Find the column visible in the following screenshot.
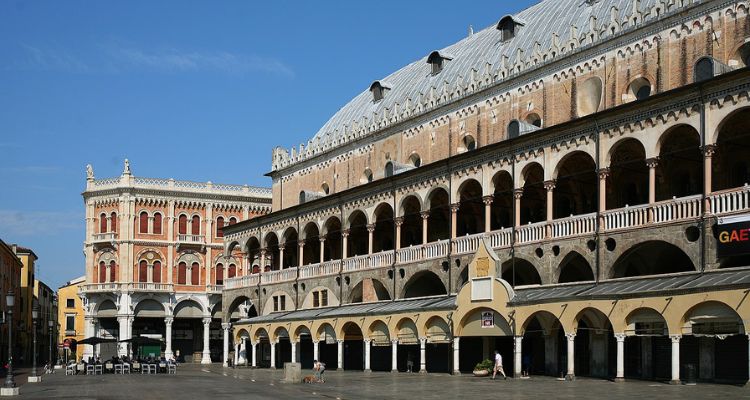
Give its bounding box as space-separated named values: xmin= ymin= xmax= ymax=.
xmin=319 ymin=237 xmax=326 ymax=264
xmin=483 ymin=196 xmax=493 ymax=233
xmin=597 ymin=168 xmax=610 ymax=226
xmin=544 ymin=180 xmax=556 ymax=223
xmin=313 ymin=341 xmax=319 ymax=363
xmin=419 ymin=337 xmax=427 ymax=374
xmin=222 ymin=323 xmax=231 ymax=367
xmin=452 ymin=337 xmax=460 ymax=375
xmin=270 ymin=341 xmax=277 ymax=369
xmin=291 ymin=340 xmax=297 ymax=363
xmin=450 ymin=204 xmax=459 ymax=239
xmin=83 ymin=316 xmax=96 ymax=361
xmin=251 ymin=341 xmax=257 ymax=367
xmin=201 ymin=317 xmax=211 ymax=364
xmin=513 ymin=189 xmax=523 ymax=228
xmin=165 ymin=317 xmax=174 ymax=360
xmin=367 ymin=224 xmax=376 ymax=254
xmin=364 ymin=339 xmax=372 ymax=372
xmin=337 ymin=339 xmax=344 ymax=370
xmin=391 ymin=339 xmax=398 ymax=372
xmin=394 ymin=217 xmax=404 ymax=250
xmin=298 ymin=241 xmax=305 ymax=267
xmin=420 ymin=211 xmax=429 ymax=245
xmin=565 ymin=333 xmax=576 ymax=380
xmin=746 ymin=333 xmax=750 ymax=385
xmin=514 ymin=336 xmax=523 ymax=378
xmin=615 ymin=333 xmax=626 ymax=382
xmin=259 ymin=250 xmax=266 ymax=272
xmin=670 ymin=334 xmax=681 ymax=385
xmin=703 ymin=145 xmax=716 ymax=212
xmin=117 ymin=315 xmax=130 ymax=357
xmin=234 ymin=343 xmax=239 ymax=366
xmin=646 ymin=158 xmax=658 ymax=205
xmin=278 ymin=246 xmax=285 ymax=269
xmin=342 ymin=230 xmax=350 ymax=258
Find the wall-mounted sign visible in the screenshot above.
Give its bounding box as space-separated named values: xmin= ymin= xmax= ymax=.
xmin=716 ymin=214 xmax=750 ymax=257
xmin=481 ymin=311 xmax=494 ymax=328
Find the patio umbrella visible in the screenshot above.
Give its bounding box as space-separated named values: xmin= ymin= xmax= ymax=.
xmin=77 ymin=337 xmax=117 ymax=345
xmin=118 ymin=337 xmax=162 ymax=346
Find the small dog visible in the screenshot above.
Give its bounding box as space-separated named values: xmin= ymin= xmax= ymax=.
xmin=302 ymin=375 xmax=317 ymax=383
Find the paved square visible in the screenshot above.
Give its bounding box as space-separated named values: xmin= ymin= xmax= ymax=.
xmin=12 ymin=365 xmax=750 ymax=399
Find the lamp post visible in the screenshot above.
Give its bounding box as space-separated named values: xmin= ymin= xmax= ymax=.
xmin=1 ymin=289 xmax=18 ymax=396
xmin=48 ymin=320 xmax=53 ymax=369
xmin=28 ymin=303 xmax=40 ymax=383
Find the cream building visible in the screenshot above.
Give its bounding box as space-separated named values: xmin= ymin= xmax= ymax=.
xmin=79 ymin=161 xmax=271 ymax=363
xmin=220 ymin=0 xmax=750 ymax=385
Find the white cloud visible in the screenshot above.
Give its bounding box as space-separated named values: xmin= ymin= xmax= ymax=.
xmin=0 ymin=210 xmax=82 ymax=237
xmin=14 ymin=44 xmax=91 ymax=73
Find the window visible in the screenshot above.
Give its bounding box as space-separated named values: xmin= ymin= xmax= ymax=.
xmin=98 ymin=261 xmax=106 ymax=283
xmin=110 ymin=212 xmax=117 ymax=232
xmin=273 ymin=295 xmax=286 ymax=312
xmin=65 ymin=315 xmax=75 ymax=332
xmin=109 ymin=260 xmax=116 ymax=282
xmin=139 ymin=211 xmax=149 ymax=233
xmin=138 ymin=260 xmax=148 ymax=283
xmin=273 ymin=296 xmax=279 ymax=312
xmin=426 ymin=51 xmax=452 ymax=75
xmin=153 ymin=213 xmax=162 ymax=234
xmin=369 ymin=81 xmax=391 ymax=102
xmin=153 ymin=261 xmax=161 ymax=283
xmin=228 ymin=264 xmax=236 ymax=279
xmin=216 ymin=217 xmax=225 ymax=238
xmin=280 ymin=295 xmax=286 ymax=310
xmin=66 ymin=299 xmax=75 ymax=308
xmin=576 ymin=76 xmax=603 ymax=117
xmin=191 ymin=215 xmax=200 ymax=235
xmin=178 ymin=262 xmax=187 ymax=285
xmin=313 ymin=290 xmax=329 ymax=308
xmin=361 ymin=169 xmax=373 ymax=184
xmin=313 ymin=292 xmax=319 ymax=308
xmin=216 ymin=263 xmax=224 ymax=285
xmin=497 ymin=16 xmax=522 ymax=42
xmin=229 ymin=217 xmax=237 ymax=225
xmin=99 ymin=213 xmax=107 ymax=233
xmin=321 ymin=183 xmax=330 ymax=195
xmin=191 ymin=262 xmax=199 ymax=285
xmin=178 ymin=215 xmax=187 ymax=235
xmin=408 ymin=153 xmax=421 ymax=168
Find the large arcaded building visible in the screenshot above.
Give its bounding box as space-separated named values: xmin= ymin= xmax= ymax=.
xmin=79 ymin=162 xmax=271 ymax=363
xmin=215 ymin=0 xmax=750 ymax=384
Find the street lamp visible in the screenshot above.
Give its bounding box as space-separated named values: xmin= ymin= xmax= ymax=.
xmin=3 ymin=290 xmax=16 ymax=392
xmin=28 ymin=303 xmax=40 ymax=383
xmin=48 ymin=320 xmax=53 ymax=370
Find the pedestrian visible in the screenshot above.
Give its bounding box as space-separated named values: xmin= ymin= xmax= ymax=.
xmin=522 ymin=353 xmax=532 ymax=377
xmin=492 ymin=350 xmax=506 ymax=380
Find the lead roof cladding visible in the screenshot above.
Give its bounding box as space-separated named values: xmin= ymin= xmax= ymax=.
xmin=308 ymin=0 xmax=666 ymax=147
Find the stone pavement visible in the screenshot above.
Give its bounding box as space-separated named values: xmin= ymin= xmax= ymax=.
xmin=11 ymin=365 xmax=750 ymax=399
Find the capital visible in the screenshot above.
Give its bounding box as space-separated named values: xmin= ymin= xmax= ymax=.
xmin=298 ymin=240 xmax=306 ymax=247
xmin=391 ymin=339 xmax=399 ymax=345
xmin=645 ymin=157 xmax=659 ymax=169
xmin=319 ymin=236 xmax=327 ymax=243
xmin=597 ymin=168 xmax=610 ymax=179
xmin=565 ymin=332 xmax=576 ymax=340
xmin=164 ymin=317 xmax=174 ymax=325
xmin=221 ymin=323 xmax=232 ymax=330
xmin=420 ymin=211 xmax=430 ymax=220
xmin=366 ymin=224 xmax=376 ymax=233
xmin=614 ymin=333 xmax=627 ymax=341
xmin=450 ymin=203 xmax=460 ymax=213
xmin=513 ymin=188 xmax=524 ymax=199
xmin=543 ymin=180 xmax=556 ymax=191
xmin=202 ymin=317 xmax=212 ymax=325
xmin=341 ymin=229 xmax=350 ymax=238
xmin=669 ymin=334 xmax=681 ymax=343
xmin=702 ymin=144 xmax=717 ymax=157
xmin=482 ymin=195 xmax=494 ymax=206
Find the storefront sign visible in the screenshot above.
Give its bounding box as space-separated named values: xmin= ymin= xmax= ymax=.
xmin=716 ymin=215 xmax=750 ymax=257
xmin=481 ymin=311 xmax=494 ymax=328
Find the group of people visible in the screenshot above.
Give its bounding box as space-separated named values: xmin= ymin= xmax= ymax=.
xmin=492 ymin=349 xmax=533 ymax=380
xmin=65 ymin=354 xmax=177 ymax=374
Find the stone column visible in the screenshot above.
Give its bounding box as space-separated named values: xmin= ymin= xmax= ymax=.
xmin=483 ymin=196 xmax=494 ymax=233
xmin=342 ymin=230 xmax=350 ymax=259
xmin=251 ymin=341 xmax=257 ymax=367
xmin=83 ymin=316 xmax=96 ymax=361
xmin=565 ymin=333 xmax=576 ymax=380
xmin=394 ymin=217 xmax=404 ymax=250
xmin=367 ymin=224 xmax=376 ymax=254
xmin=391 ymin=339 xmax=398 ymax=372
xmin=278 ymin=246 xmax=285 ymax=270
xmin=419 ymin=337 xmax=427 ymax=374
xmin=319 ymin=237 xmax=326 ymax=264
xmin=615 ymin=333 xmax=626 ymax=382
xmin=164 ymin=317 xmax=174 ymax=360
xmin=222 ymin=323 xmax=231 ymax=367
xmin=703 ymin=145 xmax=716 ymax=212
xmin=420 ymin=211 xmax=429 ymax=245
xmin=452 ymin=337 xmax=460 ymax=375
xmin=598 ymin=168 xmax=610 ymax=215
xmin=291 ymin=340 xmax=297 ymax=363
xmin=117 ymin=315 xmax=130 ymax=357
xmin=201 ymin=318 xmax=211 ymax=364
xmin=259 ymin=250 xmax=266 ymax=272
xmin=234 ymin=343 xmax=239 ymax=366
xmin=450 ymin=204 xmax=460 ymax=239
xmin=337 ymin=339 xmax=344 ymax=370
xmin=313 ymin=341 xmax=319 ymax=363
xmin=514 ymin=336 xmax=523 ymax=378
xmin=513 ymin=189 xmax=524 ymax=228
xmin=270 ymin=341 xmax=277 ymax=369
xmin=298 ymin=241 xmax=305 ymax=267
xmin=364 ymin=339 xmax=372 ymax=372
xmin=670 ymin=335 xmax=681 ymax=385
xmin=544 ymin=180 xmax=556 ymax=223
xmin=646 ymin=158 xmax=659 ymax=205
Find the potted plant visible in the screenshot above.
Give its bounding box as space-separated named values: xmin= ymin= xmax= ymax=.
xmin=473 ymin=359 xmax=493 ymax=377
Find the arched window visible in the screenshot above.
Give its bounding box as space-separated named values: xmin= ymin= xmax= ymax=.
xmin=228 ymin=264 xmax=237 ymax=279
xmin=191 ymin=262 xmax=200 ymax=285
xmin=139 ymin=211 xmax=149 ymax=234
xmin=321 ymin=183 xmax=330 ymax=195
xmin=409 ymin=153 xmax=421 ymax=168
xmin=361 ymin=169 xmax=373 ymax=184
xmin=153 ymin=213 xmax=162 ymax=235
xmin=98 ymin=261 xmax=106 ymax=283
xmin=110 ymin=212 xmax=117 ymax=232
xmin=139 ymin=260 xmax=148 ymax=283
xmin=216 ymin=263 xmax=224 ymax=285
xmin=177 ymin=262 xmax=187 ymax=284
xmin=99 ymin=213 xmax=107 ymax=233
xmin=178 ymin=215 xmax=187 ymax=235
xmin=191 ymin=216 xmax=200 ymax=235
xmin=153 ymin=261 xmax=161 ymax=283
xmin=229 ymin=217 xmax=237 ymax=225
xmin=216 ymin=217 xmax=225 ymax=238
xmin=109 ymin=261 xmax=116 ymax=283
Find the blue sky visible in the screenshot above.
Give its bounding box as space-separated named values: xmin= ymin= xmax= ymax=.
xmin=0 ymin=0 xmax=536 ymax=290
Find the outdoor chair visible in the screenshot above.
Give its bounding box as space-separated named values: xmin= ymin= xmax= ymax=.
xmin=167 ymin=364 xmax=176 ymax=374
xmin=132 ymin=362 xmax=141 ymax=373
xmin=148 ymin=364 xmax=157 ymax=374
xmin=140 ymin=363 xmax=149 ymax=374
xmin=76 ymin=364 xmax=85 ymax=375
xmin=123 ymin=364 xmax=131 ymax=374
xmin=114 ymin=364 xmax=123 ymax=374
xmin=94 ymin=365 xmax=103 ymax=375
xmin=86 ymin=365 xmax=94 ymax=375
xmin=65 ymin=364 xmax=75 ymax=376
xmin=105 ymin=362 xmax=113 ymax=373
xmin=159 ymin=362 xmax=166 ymax=373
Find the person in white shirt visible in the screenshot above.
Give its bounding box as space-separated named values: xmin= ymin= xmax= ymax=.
xmin=492 ymin=350 xmax=507 ymax=380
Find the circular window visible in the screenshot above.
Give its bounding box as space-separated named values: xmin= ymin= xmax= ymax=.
xmin=685 ymin=226 xmax=700 ymax=242
xmin=605 ymin=238 xmax=616 ymax=252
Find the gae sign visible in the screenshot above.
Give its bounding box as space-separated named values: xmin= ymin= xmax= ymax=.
xmin=716 ymin=215 xmax=750 ymax=257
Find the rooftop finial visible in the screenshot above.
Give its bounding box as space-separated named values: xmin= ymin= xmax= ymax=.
xmin=123 ymin=159 xmax=131 ymax=176
xmin=86 ymin=164 xmax=94 ymax=180
xmin=468 ymin=25 xmax=474 ymax=37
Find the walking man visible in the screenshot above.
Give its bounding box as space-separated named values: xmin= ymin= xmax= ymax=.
xmin=492 ymin=350 xmax=507 ymax=380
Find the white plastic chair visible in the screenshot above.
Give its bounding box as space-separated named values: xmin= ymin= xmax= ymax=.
xmin=168 ymin=364 xmax=177 ymax=374
xmin=65 ymin=364 xmax=75 ymax=376
xmin=86 ymin=365 xmax=94 ymax=375
xmin=123 ymin=364 xmax=131 ymax=374
xmin=114 ymin=364 xmax=123 ymax=374
xmin=94 ymin=365 xmax=103 ymax=375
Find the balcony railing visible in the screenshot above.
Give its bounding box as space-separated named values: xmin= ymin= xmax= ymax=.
xmin=79 ymin=283 xmax=123 ymax=293
xmin=130 ymin=282 xmax=174 ymax=292
xmin=206 ymin=284 xmax=223 ymax=293
xmin=260 ymin=267 xmax=297 ymax=284
xmin=177 ymin=234 xmax=205 ymax=244
xmin=223 ymin=188 xmax=750 ymax=290
xmin=92 ymin=232 xmax=117 ymax=242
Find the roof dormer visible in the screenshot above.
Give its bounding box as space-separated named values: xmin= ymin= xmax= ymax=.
xmin=369 ymin=80 xmax=392 ymax=102
xmin=497 ymin=15 xmax=525 ymax=42
xmin=426 ymin=51 xmax=454 ymax=75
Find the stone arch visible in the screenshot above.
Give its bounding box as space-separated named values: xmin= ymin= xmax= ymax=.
xmin=173 ymin=298 xmax=205 ymax=318
xmin=316 ymin=323 xmax=337 ymax=342
xmin=402 ymin=270 xmax=447 ymax=298
xmin=712 ymin=107 xmax=750 ymax=191
xmin=456 ymin=178 xmax=484 ymax=236
xmin=301 ymin=285 xmax=339 ymax=308
xmin=347 ymin=209 xmax=368 ymax=257
xmin=293 ymin=324 xmax=312 ymax=342
xmin=655 ymin=124 xmax=702 ymax=201
xmin=519 ymin=162 xmax=546 ymax=224
xmin=424 ymin=316 xmax=451 ymax=343
xmin=96 ymin=299 xmax=118 ymax=318
xmin=680 ymin=300 xmax=745 ymax=335
xmin=398 ymin=193 xmax=424 ymax=216
xmin=339 ymin=321 xmax=364 ymax=341
xmin=622 ymin=307 xmax=669 ymax=336
xmin=368 ymin=319 xmax=391 ymax=346
xmin=424 ymin=186 xmax=450 ymax=210
xmin=322 ymin=216 xmax=342 ymax=261
xmin=577 ymin=76 xmax=603 ymax=117
xmin=372 ymin=202 xmax=395 ymax=253
xmin=400 ymin=194 xmax=423 ymax=248
xmin=281 ymin=226 xmax=299 ymax=268
xmin=426 ymin=187 xmax=450 ymax=242
xmin=263 ymin=290 xmax=294 ymax=315
xmin=501 ymin=258 xmax=542 ymax=286
xmin=611 ymin=240 xmax=695 ymax=278
xmin=225 ymin=295 xmax=256 ymax=321
xmin=557 ymin=251 xmax=594 ymax=283
xmin=490 ymin=170 xmax=514 ymax=230
xmin=573 ymin=307 xmax=613 ymax=332
xmin=520 ymin=310 xmax=564 ymax=335
xmin=264 ymin=232 xmax=280 ymax=270
xmin=349 ymin=278 xmax=391 ymax=303
xmin=457 ymin=307 xmax=513 ymax=336
xmin=552 ymin=151 xmax=597 ymax=218
xmin=254 ymin=327 xmax=270 ymax=342
xmin=133 ymin=299 xmax=166 ymax=318
xmin=235 ymin=328 xmax=250 ymax=343
xmin=606 ymin=137 xmax=648 ymax=209
xmin=395 ymin=317 xmax=421 ymax=344
xmin=273 ymin=326 xmax=290 ymax=342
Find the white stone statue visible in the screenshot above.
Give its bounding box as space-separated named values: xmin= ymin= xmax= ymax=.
xmin=86 ymin=164 xmax=94 ymax=179
xmin=123 ymin=158 xmax=131 ymax=175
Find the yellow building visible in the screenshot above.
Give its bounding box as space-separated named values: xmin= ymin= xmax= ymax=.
xmin=57 ymin=276 xmax=85 ymax=362
xmin=12 ymin=245 xmax=37 ymax=365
